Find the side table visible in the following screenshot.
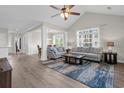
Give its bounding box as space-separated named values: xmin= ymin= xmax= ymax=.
xmin=103 ymin=52 xmax=117 ymax=64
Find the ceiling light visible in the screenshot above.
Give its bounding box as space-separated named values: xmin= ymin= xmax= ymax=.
xmin=60 ymin=12 xmax=69 ymax=18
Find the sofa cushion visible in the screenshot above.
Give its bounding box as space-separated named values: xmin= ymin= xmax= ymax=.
xmin=75 ymin=52 xmax=98 ymax=57
xmin=48 ymin=47 xmax=53 ymax=51
xmin=89 ymin=48 xmax=102 ymax=54
xmin=71 ymin=47 xmax=78 ymax=52
xmin=57 ymin=47 xmax=64 ymax=52
xmin=76 ymin=47 xmax=81 ymax=52
xmin=70 ymin=47 xmax=102 ymax=62
xmin=81 ymin=47 xmax=90 ymax=53
xmin=84 ymin=53 xmax=98 ymax=58
xmin=73 ymin=47 xmax=90 ymax=53
xmin=47 ymin=47 xmax=62 ymax=59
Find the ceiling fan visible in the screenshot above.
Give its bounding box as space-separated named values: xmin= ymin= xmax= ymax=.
xmin=50 ymin=5 xmax=80 ymax=21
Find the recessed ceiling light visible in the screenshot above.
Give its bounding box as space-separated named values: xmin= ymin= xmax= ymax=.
xmin=107 ymin=7 xmax=111 ymax=10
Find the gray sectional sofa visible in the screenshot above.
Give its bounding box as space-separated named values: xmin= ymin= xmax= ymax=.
xmin=47 ymin=46 xmax=103 ymax=62
xmin=47 ymin=46 xmax=66 ymax=59
xmin=70 ymin=47 xmax=103 ymax=62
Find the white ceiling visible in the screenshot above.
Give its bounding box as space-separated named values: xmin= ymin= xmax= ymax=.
xmin=0 ymin=5 xmax=124 ymax=32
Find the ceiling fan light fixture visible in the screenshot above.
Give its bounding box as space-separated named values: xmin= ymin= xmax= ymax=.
xmin=60 ymin=12 xmax=69 ymax=18
xmin=50 ymin=5 xmax=80 ymax=21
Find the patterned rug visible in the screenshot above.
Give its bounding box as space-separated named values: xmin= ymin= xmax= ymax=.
xmin=42 ymin=58 xmax=114 ymax=88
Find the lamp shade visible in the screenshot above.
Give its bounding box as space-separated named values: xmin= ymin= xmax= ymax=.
xmin=107 ymin=42 xmax=114 ymax=46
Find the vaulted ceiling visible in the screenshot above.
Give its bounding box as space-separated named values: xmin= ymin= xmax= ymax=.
xmin=0 ymin=5 xmax=124 ymax=32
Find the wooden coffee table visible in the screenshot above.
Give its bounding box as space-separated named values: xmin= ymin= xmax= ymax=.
xmin=64 ymin=54 xmax=85 ymax=65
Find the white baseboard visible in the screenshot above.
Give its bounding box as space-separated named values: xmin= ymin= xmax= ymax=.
xmin=118 ymin=60 xmax=124 ymax=63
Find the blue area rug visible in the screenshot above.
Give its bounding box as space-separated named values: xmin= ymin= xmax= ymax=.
xmin=43 ymin=59 xmax=114 ymax=88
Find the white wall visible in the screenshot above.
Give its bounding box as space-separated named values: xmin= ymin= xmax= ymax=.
xmin=68 ymin=12 xmax=124 ymax=63
xmin=0 ymin=28 xmax=8 ymax=47
xmin=0 ymin=28 xmax=9 ymax=58
xmin=0 ymin=47 xmax=8 ymax=58
xmin=22 ymin=26 xmax=41 ymax=55
xmin=0 ymin=29 xmax=20 ymax=54
xmin=22 ymin=32 xmax=29 ymax=54
xmin=30 ymin=31 xmax=41 ymax=54
xmin=8 ymin=33 xmax=14 ymax=54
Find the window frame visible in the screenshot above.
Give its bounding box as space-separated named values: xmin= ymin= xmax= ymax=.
xmin=77 ymin=27 xmax=100 ymax=48
xmin=53 ymin=33 xmax=65 ymax=47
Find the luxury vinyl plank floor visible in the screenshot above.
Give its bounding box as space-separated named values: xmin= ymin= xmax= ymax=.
xmin=8 ymin=54 xmax=88 ymax=88
xmin=8 ymin=54 xmax=124 ymax=88
xmin=114 ymin=63 xmax=124 ymax=88
xmin=32 ymin=54 xmax=124 ymax=88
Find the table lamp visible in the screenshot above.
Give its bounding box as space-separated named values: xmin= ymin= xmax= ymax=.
xmin=107 ymin=42 xmax=114 ymax=52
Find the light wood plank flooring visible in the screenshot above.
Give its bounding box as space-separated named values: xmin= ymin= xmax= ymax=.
xmin=8 ymin=54 xmax=124 ymax=88
xmin=8 ymin=54 xmax=88 ymax=88
xmin=114 ymin=63 xmax=124 ymax=87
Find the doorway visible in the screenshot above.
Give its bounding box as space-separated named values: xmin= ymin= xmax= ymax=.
xmin=15 ymin=37 xmax=21 ymax=53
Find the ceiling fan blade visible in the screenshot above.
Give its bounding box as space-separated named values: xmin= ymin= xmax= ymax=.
xmin=68 ymin=5 xmax=75 ymax=9
xmin=50 ymin=5 xmax=61 ymax=10
xmin=69 ymin=12 xmax=80 ymax=15
xmin=51 ymin=13 xmax=61 ymax=18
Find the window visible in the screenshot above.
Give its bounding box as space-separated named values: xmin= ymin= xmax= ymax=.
xmin=77 ymin=27 xmax=100 ymax=48
xmin=53 ymin=33 xmax=64 ymax=47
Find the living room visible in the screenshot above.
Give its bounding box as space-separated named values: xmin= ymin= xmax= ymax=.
xmin=0 ymin=2 xmax=124 ymax=92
